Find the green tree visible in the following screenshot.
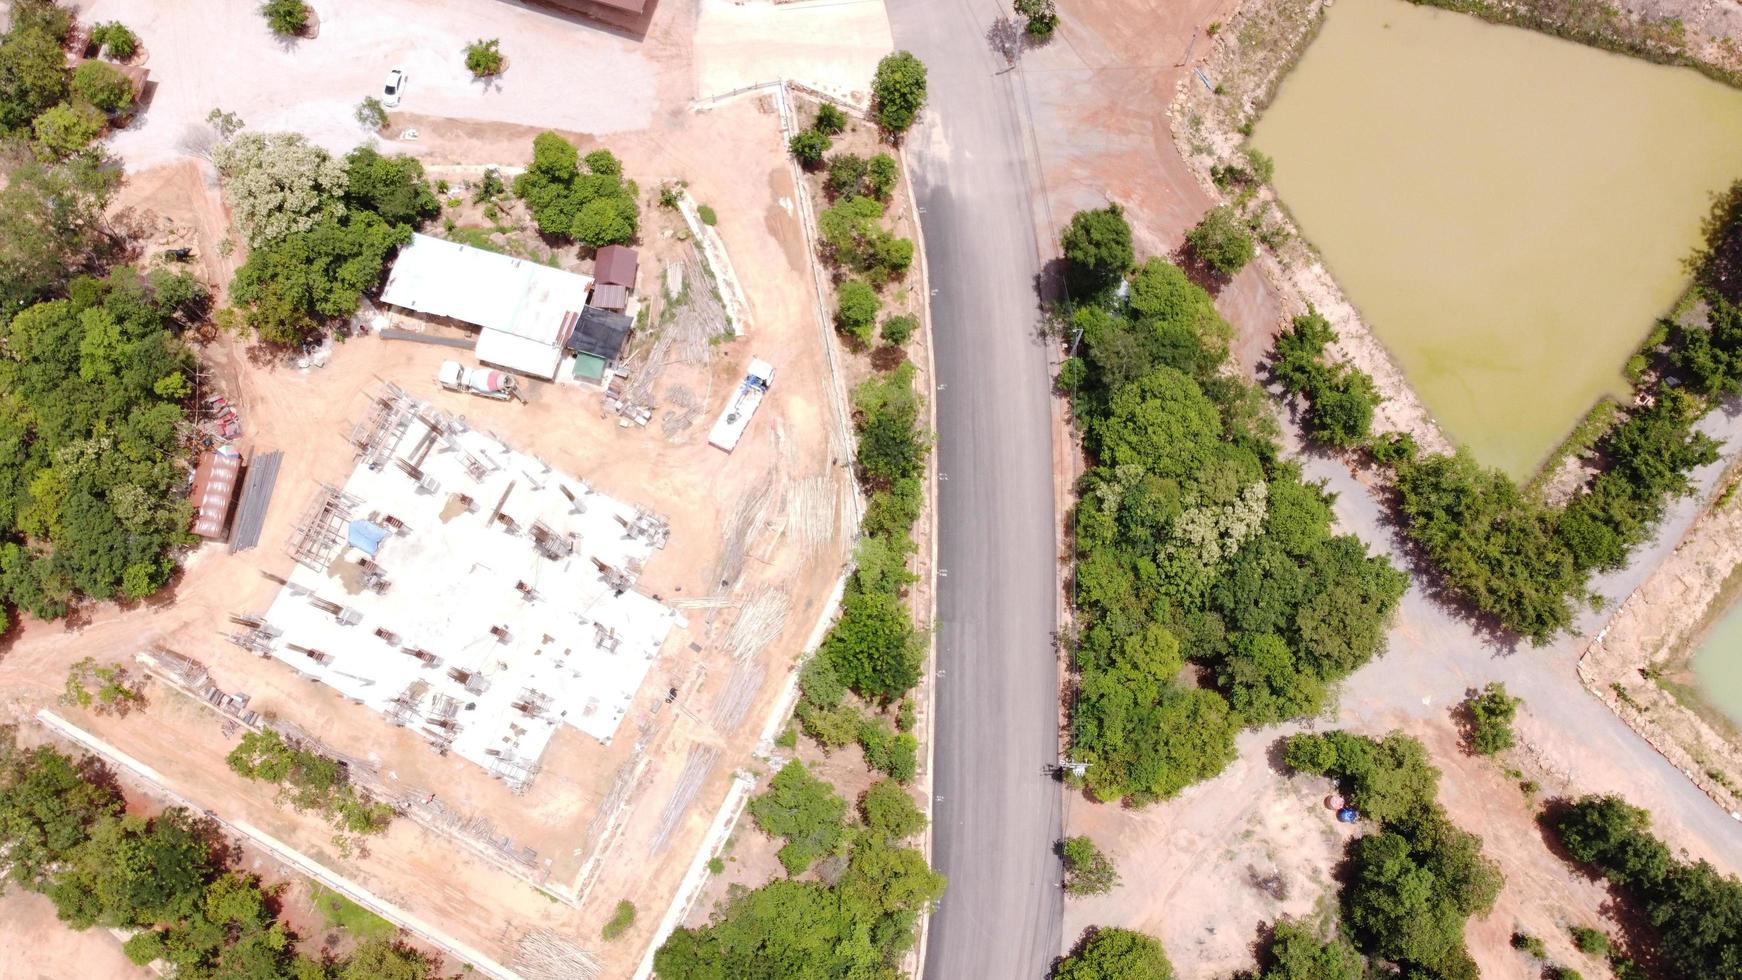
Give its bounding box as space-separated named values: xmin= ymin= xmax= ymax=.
xmin=859 ymin=779 xmax=926 ymax=841
xmin=881 ymin=313 xmax=918 ymax=346
xmin=0 ymin=146 xmax=116 ymax=309
xmin=88 ymin=21 xmax=139 ymax=60
xmin=31 ymin=102 xmax=106 ymax=157
xmin=71 ymin=61 xmax=133 ymax=113
xmin=866 ymin=153 xmax=899 ymax=200
xmin=826 ymin=153 xmax=869 ymax=197
xmin=1257 ymin=919 xmax=1365 ymax=980
xmin=813 ymin=102 xmax=847 ymax=135
xmin=1061 ymin=205 xmax=1133 ymax=296
xmin=464 ymin=38 xmax=504 ymax=78
xmin=821 ymin=589 xmax=923 ymax=704
xmin=1463 ymin=682 xmax=1521 ymax=755
xmin=0 ymin=23 xmax=69 ymax=133
xmin=1185 ymin=205 xmax=1255 ymax=278
xmin=354 ymin=96 xmax=388 ymax=131
xmin=748 ymin=761 xmax=847 ymax=875
xmin=212 ymin=131 xmax=348 ymax=246
xmin=260 ymin=0 xmax=309 ymax=37
xmin=871 ymin=51 xmax=927 ymax=133
xmin=1015 ymin=0 xmax=1060 ymax=37
xmin=788 ymin=128 xmax=830 ymax=167
xmin=835 ymin=279 xmax=880 ymax=343
xmin=1055 ymin=927 xmax=1174 ymax=980
xmin=1061 ymin=836 xmax=1119 ymax=896
xmin=511 ymin=132 xmax=639 ymax=244
xmin=0 ymin=728 xmax=122 ymax=890
xmin=231 ymin=211 xmax=408 ymax=344
xmin=342 ymin=146 xmax=438 ymax=227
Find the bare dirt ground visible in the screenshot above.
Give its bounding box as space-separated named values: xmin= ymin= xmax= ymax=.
xmin=1581 ymin=467 xmax=1742 ymax=817
xmin=1024 ymin=0 xmax=1742 ymax=974
xmin=0 ymin=891 xmax=153 ymax=980
xmin=74 ymin=0 xmax=674 ymax=170
xmin=694 ymin=0 xmax=892 ymax=101
xmin=0 ymin=0 xmax=916 ymax=973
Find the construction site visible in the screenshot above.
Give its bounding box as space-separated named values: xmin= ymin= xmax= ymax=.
xmin=0 ymin=39 xmax=880 ymax=980
xmin=245 ymin=385 xmax=683 ymax=786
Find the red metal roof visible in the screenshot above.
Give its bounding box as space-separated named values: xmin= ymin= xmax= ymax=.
xmin=189 ymin=450 xmax=241 ymax=539
xmin=593 ymin=245 xmax=639 ymax=288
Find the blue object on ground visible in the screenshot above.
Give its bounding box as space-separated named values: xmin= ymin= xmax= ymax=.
xmin=347 ymin=519 xmax=391 ymax=556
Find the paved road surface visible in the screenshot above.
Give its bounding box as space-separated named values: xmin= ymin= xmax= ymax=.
xmin=886 ymin=1 xmax=1065 ymax=977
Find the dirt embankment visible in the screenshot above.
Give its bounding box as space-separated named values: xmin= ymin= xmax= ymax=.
xmin=1169 ymin=0 xmax=1454 ymax=461
xmin=1581 ymin=472 xmax=1742 ymax=818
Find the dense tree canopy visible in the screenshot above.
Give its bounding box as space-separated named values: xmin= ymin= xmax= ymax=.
xmin=1064 ymin=228 xmax=1405 ymax=804
xmin=0 ymin=729 xmax=429 ymax=979
xmin=231 ymin=210 xmax=409 ymax=345
xmin=212 ymin=132 xmax=348 ymax=247
xmin=1551 ymin=794 xmax=1742 ymax=979
xmin=512 ymin=132 xmax=640 ymax=246
xmin=1053 ymin=927 xmax=1175 ymax=980
xmin=0 ymin=269 xmax=205 ymax=620
xmin=342 ymin=146 xmax=439 ymax=228
xmin=0 ymin=146 xmax=121 ymax=311
xmin=1285 ymin=730 xmax=1502 ymax=978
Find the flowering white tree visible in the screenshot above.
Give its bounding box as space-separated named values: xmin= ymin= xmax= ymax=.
xmin=212 ymin=131 xmax=346 ymax=246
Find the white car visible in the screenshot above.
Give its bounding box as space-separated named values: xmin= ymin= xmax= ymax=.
xmin=382 ymin=68 xmax=406 ymax=107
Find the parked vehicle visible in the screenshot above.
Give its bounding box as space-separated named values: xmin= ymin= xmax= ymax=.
xmin=438 ymin=360 xmax=517 ymax=400
xmin=383 ymin=68 xmax=407 ymax=107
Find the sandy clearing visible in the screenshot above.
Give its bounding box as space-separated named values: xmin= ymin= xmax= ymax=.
xmin=693 ymin=0 xmax=892 ymax=102
xmin=0 ymin=891 xmax=153 ymax=980
xmin=77 ymin=0 xmax=665 ymax=171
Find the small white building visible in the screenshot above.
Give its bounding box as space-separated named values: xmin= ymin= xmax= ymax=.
xmin=379 ymin=233 xmax=595 ymax=380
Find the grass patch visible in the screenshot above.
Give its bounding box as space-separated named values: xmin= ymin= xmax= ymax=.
xmin=601 ymin=899 xmax=637 ymax=941
xmin=311 ymin=885 xmax=395 ymax=941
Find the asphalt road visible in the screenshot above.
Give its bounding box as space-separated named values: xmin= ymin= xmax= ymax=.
xmin=885 ymin=1 xmax=1065 ymax=976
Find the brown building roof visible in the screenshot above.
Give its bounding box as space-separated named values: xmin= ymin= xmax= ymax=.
xmin=189 ymin=450 xmax=242 ymax=539
xmin=594 ymin=245 xmax=639 ymax=288
xmin=590 ymin=283 xmax=629 ymax=311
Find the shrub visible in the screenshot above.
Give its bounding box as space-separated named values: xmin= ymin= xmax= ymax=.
xmin=788 ymin=128 xmax=831 ymax=167
xmin=835 ymin=279 xmax=880 ymax=343
xmin=697 ymin=204 xmax=717 ymax=226
xmin=813 ymin=102 xmax=847 ymax=135
xmin=871 ymin=51 xmax=927 ymax=133
xmin=71 ymin=61 xmax=133 ymax=113
xmin=260 ymin=0 xmax=309 ymax=36
xmin=88 ymin=21 xmax=139 ymax=61
xmin=1463 ymin=681 xmax=1521 ymax=755
xmin=1569 ymin=925 xmax=1609 ymax=956
xmin=1185 ymin=205 xmax=1256 ymax=277
xmin=600 ymin=900 xmax=636 ymax=941
xmin=1060 ymin=836 xmax=1118 ymax=895
xmin=881 ymin=313 xmax=918 ymax=346
xmin=354 ymin=96 xmax=388 ymax=131
xmin=827 ymin=153 xmax=869 ymax=197
xmin=1512 ymin=932 xmax=1547 ymax=958
xmin=1015 ymin=0 xmax=1059 ymax=37
xmin=464 ymin=38 xmax=504 ymax=78
xmin=867 ymin=153 xmax=900 ymax=200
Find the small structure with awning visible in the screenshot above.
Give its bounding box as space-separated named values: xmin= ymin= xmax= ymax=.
xmin=565 ymin=306 xmax=634 ymax=383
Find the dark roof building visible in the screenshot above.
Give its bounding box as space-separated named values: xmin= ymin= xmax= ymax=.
xmin=565 ymin=307 xmax=634 ymax=360
xmin=594 ymin=245 xmax=639 ymax=288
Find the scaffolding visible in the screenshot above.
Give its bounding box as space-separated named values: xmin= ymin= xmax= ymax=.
xmin=485 ymin=748 xmax=543 ymax=795
xmin=346 ymin=383 xmax=418 ymax=471
xmin=286 ymin=484 xmax=361 ymax=571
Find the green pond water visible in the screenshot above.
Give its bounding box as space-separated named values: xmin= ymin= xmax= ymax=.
xmin=1252 ymin=0 xmax=1742 ymax=478
xmin=1692 ymin=597 xmax=1742 ymax=730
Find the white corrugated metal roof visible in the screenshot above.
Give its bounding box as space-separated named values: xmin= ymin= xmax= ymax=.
xmin=476 ymin=327 xmax=565 ymax=380
xmin=379 ymin=234 xmax=594 ymax=349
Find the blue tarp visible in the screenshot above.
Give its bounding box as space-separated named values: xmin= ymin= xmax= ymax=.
xmin=348 ymin=520 xmax=391 ymax=556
